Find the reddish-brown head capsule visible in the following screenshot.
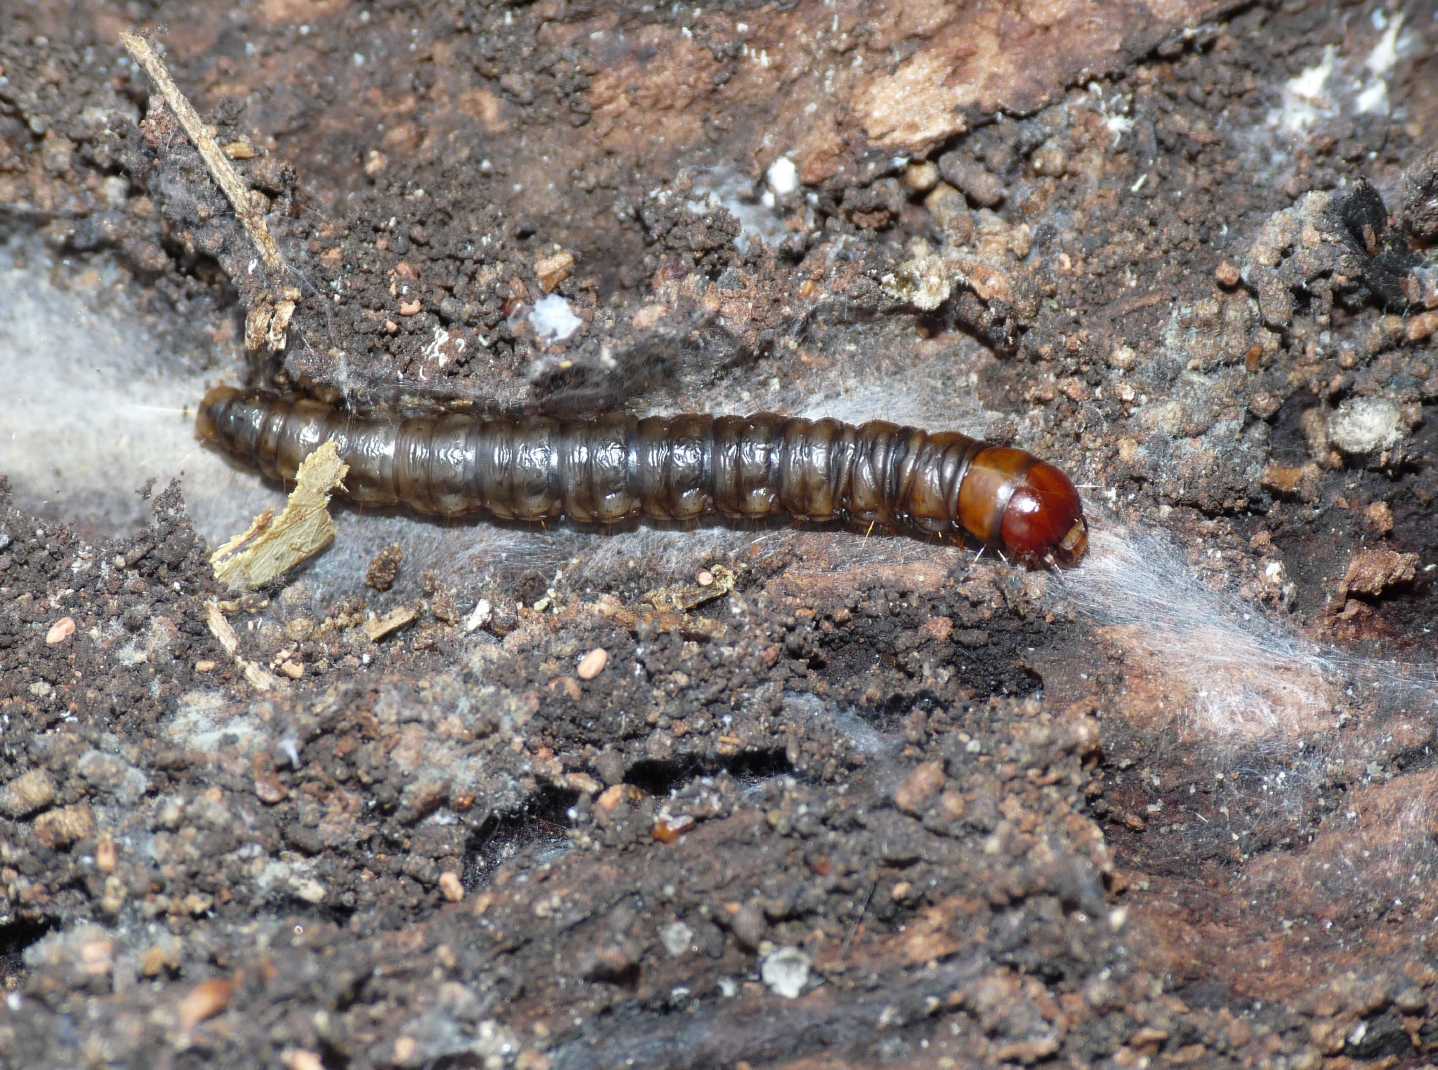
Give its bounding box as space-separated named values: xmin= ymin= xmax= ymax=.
xmin=999 ymin=460 xmax=1088 ymax=567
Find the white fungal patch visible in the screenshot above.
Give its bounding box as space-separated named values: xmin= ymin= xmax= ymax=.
xmin=166 ymin=689 xmax=267 ymax=752
xmin=528 ymin=294 xmax=582 ymax=342
xmin=1086 ymin=82 xmax=1134 ymax=147
xmin=1270 ymin=12 xmax=1412 ymax=137
xmin=1276 ymin=46 xmax=1338 ymax=135
xmin=1059 ymin=525 xmax=1343 ymax=744
xmin=420 ymin=325 xmax=466 ymax=371
xmin=1327 ymin=396 xmax=1403 ymax=455
xmin=686 ymin=166 xmax=793 ymax=253
xmin=1357 ymin=11 xmax=1405 ymax=115
xmin=1054 ymin=518 xmax=1438 ymax=882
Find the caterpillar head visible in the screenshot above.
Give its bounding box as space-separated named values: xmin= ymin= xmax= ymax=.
xmin=954 ymin=446 xmax=1089 ymax=568
xmin=999 ymin=459 xmax=1088 ymax=568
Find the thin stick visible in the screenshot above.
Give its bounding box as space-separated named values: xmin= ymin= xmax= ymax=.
xmin=119 ymin=31 xmax=283 ymax=274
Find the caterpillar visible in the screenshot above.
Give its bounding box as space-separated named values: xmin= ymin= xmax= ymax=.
xmin=197 ymin=387 xmax=1089 ymax=567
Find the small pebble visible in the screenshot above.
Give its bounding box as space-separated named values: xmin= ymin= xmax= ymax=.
xmin=895 ymin=761 xmax=946 ymax=814
xmin=1408 ymin=311 xmax=1438 ymax=342
xmin=535 ymin=250 xmax=576 ymax=293
xmin=1363 ymin=500 xmax=1394 ymax=535
xmin=652 ymin=814 xmax=695 ymax=844
xmin=293 ymin=878 xmax=327 ymax=904
xmin=577 ymin=647 xmax=608 ymax=680
xmin=365 ymin=545 xmax=403 ymax=592
xmin=760 ymin=946 xmax=811 ymax=999
xmin=936 ymin=152 xmax=1004 ymax=207
xmin=79 ymin=937 xmax=115 ymax=978
xmin=566 ymin=771 xmax=601 ymax=795
xmin=727 ymin=902 xmax=765 ymax=949
xmin=463 ymin=599 xmax=493 ymax=633
xmin=34 ymin=802 xmax=92 ymax=848
xmin=902 ymin=160 xmax=940 ymax=192
xmin=661 ymin=921 xmax=694 ymax=957
xmin=1 ymin=769 xmax=57 ymax=818
xmin=178 ymin=977 xmax=233 ymax=1030
xmin=439 ymin=871 xmax=465 ymax=902
xmin=254 ymin=774 xmax=288 ymax=805
xmin=1030 ymin=142 xmax=1068 ymax=177
xmin=596 ymin=784 xmax=643 ymax=814
xmin=141 ymin=943 xmax=180 ymax=977
xmin=45 ymin=616 xmax=75 ymax=645
xmin=924 ymin=183 xmax=972 ymax=239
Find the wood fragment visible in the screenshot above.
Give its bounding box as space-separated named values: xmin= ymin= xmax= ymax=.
xmin=119 ymin=32 xmax=283 ymax=275
xmin=205 ymin=602 xmax=282 ymax=692
xmin=210 ymin=440 xmax=348 ymax=591
xmin=364 ymin=606 xmax=417 ymax=642
xmin=242 ymin=662 xmax=282 ymax=691
xmin=535 ymin=250 xmax=575 ymax=292
xmin=244 ymin=304 xmax=274 ymax=350
xmin=593 ymin=595 xmax=728 ymax=641
xmin=646 ymin=564 xmax=736 ymax=613
xmin=205 ymin=602 xmax=240 ymax=657
xmin=266 ymin=298 xmax=297 ymax=351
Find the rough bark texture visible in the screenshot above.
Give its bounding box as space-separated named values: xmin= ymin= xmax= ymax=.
xmin=3 ymin=1 xmax=1438 ymax=1068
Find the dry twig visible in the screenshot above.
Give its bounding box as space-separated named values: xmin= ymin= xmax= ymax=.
xmin=119 ymin=30 xmax=284 ymax=274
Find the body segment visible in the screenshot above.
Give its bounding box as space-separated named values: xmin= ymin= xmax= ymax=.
xmin=197 ymin=387 xmax=1088 ymax=566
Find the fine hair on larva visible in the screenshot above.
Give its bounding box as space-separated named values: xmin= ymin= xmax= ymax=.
xmin=196 ymin=386 xmax=1091 ymax=568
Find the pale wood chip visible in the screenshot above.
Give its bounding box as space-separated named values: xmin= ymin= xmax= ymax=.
xmin=211 ymin=441 xmax=348 ymax=591
xmin=363 ymin=606 xmax=417 ymax=642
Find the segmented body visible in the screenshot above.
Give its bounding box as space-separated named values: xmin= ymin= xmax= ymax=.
xmin=197 ymin=387 xmax=1088 ymax=566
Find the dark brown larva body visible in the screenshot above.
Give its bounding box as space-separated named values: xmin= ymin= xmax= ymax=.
xmin=197 ymin=387 xmax=1088 ymax=566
